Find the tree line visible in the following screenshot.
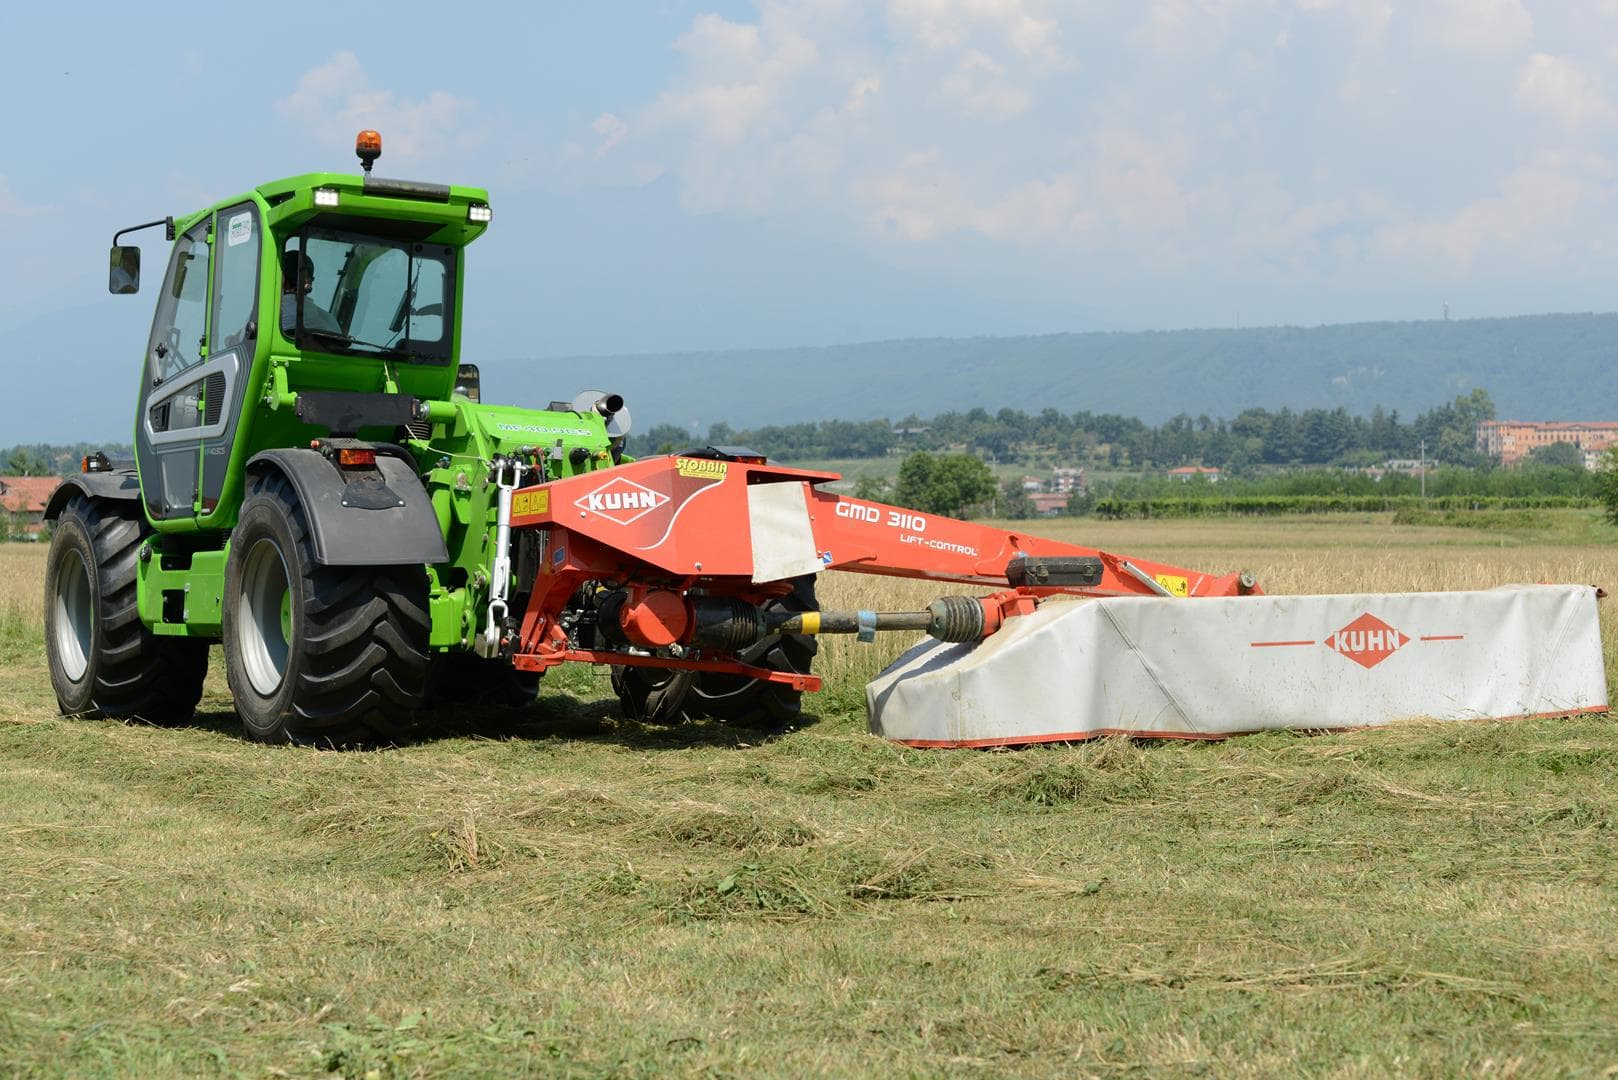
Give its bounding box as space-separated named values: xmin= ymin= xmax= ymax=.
xmin=3 ymin=389 xmax=1506 ymax=478
xmin=629 ymin=390 xmax=1504 ymax=471
xmin=854 ymin=456 xmax=1612 ymax=521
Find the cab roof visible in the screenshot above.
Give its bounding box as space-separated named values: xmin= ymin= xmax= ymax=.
xmin=174 ymin=171 xmax=492 ymax=246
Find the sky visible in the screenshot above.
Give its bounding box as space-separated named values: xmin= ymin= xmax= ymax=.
xmin=3 ymin=0 xmax=1617 ymax=442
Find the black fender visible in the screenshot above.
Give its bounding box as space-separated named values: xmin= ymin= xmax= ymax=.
xmin=245 ymin=448 xmax=448 ymax=567
xmin=43 ymin=470 xmax=141 ymax=521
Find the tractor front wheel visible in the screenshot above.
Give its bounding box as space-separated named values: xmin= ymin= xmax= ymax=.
xmin=44 ymin=496 xmax=208 ymax=723
xmin=222 ymin=472 xmax=430 ymax=746
xmin=611 ymin=665 xmax=694 ymax=724
xmin=687 ymin=577 xmax=818 ymax=728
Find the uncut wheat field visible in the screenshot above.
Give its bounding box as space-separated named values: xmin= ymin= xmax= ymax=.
xmin=2 ymin=512 xmax=1616 ymax=1078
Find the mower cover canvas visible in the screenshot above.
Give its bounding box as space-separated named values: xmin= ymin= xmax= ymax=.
xmin=866 ymin=584 xmax=1609 ymax=747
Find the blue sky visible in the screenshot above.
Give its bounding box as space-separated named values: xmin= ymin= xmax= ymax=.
xmin=3 ymin=1 xmax=1616 ymax=442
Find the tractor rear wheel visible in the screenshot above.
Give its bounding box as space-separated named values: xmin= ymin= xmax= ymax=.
xmin=687 ymin=577 xmax=818 ymax=728
xmin=611 ymin=665 xmax=694 ymax=724
xmin=44 ymin=496 xmax=209 ymax=723
xmin=222 ymin=472 xmax=430 ymax=746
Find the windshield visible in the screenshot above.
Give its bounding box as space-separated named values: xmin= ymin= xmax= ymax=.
xmin=281 ymin=227 xmax=455 ymax=363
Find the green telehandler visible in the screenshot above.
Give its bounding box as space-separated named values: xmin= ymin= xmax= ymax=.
xmin=42 ymin=129 xmax=783 ymax=744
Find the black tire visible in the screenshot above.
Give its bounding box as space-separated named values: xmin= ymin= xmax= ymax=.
xmin=427 ymin=652 xmax=542 ymax=709
xmin=43 ymin=496 xmax=208 ymax=724
xmin=687 ymin=577 xmax=818 ymax=728
xmin=222 ymin=472 xmax=430 ymax=746
xmin=611 ymin=665 xmax=694 ymax=724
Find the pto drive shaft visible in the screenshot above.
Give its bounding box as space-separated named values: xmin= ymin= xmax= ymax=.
xmin=606 ymin=591 xmax=1003 ymax=650
xmin=770 ymin=596 xmax=989 ymax=644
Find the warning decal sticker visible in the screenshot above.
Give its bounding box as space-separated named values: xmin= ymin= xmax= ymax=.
xmin=227 ymin=212 xmax=252 ymax=247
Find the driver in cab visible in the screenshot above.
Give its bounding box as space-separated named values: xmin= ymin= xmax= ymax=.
xmin=280 ymin=250 xmax=342 ymax=336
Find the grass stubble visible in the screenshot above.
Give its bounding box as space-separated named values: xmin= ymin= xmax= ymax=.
xmin=1 ymin=512 xmax=1616 ymax=1077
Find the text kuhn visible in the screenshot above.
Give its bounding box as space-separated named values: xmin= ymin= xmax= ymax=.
xmin=1328 ymin=628 xmax=1403 ymax=655
xmin=584 ymin=490 xmax=662 ymax=512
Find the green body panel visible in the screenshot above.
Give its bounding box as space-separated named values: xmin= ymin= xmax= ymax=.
xmin=123 ymin=166 xmax=624 ymax=653
xmin=138 ymin=550 xmax=226 ymax=637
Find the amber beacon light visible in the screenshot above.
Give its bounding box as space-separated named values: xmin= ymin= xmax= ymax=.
xmin=355 ymin=129 xmax=382 ymax=173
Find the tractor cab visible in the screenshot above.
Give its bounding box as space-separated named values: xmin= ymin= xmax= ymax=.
xmin=107 ymin=130 xmax=492 ymax=530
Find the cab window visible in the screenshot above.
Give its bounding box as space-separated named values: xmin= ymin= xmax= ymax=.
xmin=279 ymin=227 xmax=454 ymax=363
xmin=211 ymin=203 xmax=260 ymax=352
xmin=147 ymin=221 xmax=210 ymax=381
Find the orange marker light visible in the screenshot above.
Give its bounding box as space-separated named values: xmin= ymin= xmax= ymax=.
xmin=355 ymin=129 xmax=382 ymax=173
xmin=338 ymin=448 xmax=377 ymax=467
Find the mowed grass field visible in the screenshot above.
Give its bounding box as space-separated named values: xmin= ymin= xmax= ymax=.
xmin=2 ymin=512 xmax=1616 ymax=1078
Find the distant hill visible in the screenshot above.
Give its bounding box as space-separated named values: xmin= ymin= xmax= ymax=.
xmin=496 ymin=313 xmax=1618 ymax=431
xmin=8 ymin=306 xmax=1616 ymax=445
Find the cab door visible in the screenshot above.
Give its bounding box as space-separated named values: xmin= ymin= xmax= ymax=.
xmin=198 ymin=203 xmax=260 ymax=515
xmin=134 ymin=203 xmax=260 ymax=522
xmin=136 ymin=219 xmax=211 ymax=520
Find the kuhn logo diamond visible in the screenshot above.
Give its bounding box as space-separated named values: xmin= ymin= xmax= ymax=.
xmin=1324 ymin=612 xmax=1410 ymax=669
xmin=575 ymin=477 xmax=669 ymax=525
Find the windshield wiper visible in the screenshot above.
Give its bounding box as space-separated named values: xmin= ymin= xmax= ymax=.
xmin=298 ymin=327 xmax=352 ymax=349
xmin=340 ymin=332 xmax=435 ymax=362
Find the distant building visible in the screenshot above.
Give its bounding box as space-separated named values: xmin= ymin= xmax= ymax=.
xmin=1476 ymin=420 xmax=1618 ymax=467
xmin=1020 ymin=475 xmax=1044 ymax=493
xmin=1052 ymin=467 xmax=1086 ymax=494
xmin=1029 ymin=493 xmax=1070 ymax=516
xmin=1374 ymin=459 xmax=1431 ymax=478
xmin=0 ymin=476 xmax=59 ymax=539
xmin=1167 ymin=466 xmax=1221 ymax=482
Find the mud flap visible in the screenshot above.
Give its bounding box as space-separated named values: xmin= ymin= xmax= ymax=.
xmin=246 ymin=448 xmax=447 ymax=567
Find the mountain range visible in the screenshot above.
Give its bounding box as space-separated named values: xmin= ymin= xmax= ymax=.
xmin=7 ymin=308 xmax=1616 ymax=445
xmin=505 ymin=313 xmax=1617 ymax=434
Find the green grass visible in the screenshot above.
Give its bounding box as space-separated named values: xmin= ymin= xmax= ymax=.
xmin=2 ymin=529 xmax=1617 ymax=1077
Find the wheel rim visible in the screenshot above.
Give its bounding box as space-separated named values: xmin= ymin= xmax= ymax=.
xmin=238 ymin=538 xmax=292 ymax=696
xmin=52 ymin=548 xmax=93 ymax=682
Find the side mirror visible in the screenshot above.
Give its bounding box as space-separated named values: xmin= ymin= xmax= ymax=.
xmin=109 ymin=245 xmax=141 ymax=295
xmin=454 ymin=363 xmax=481 ymax=403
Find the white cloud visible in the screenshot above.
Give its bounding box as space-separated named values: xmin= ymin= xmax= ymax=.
xmin=557 ymin=0 xmax=1618 ymax=305
xmin=939 ymin=49 xmax=1033 ymax=115
xmin=1371 ymin=152 xmax=1612 ymax=269
xmin=592 ymin=113 xmax=629 ymax=157
xmin=889 ymin=0 xmax=1071 ymax=67
xmin=1290 ymin=0 xmax=1394 ymax=60
xmin=276 ymin=52 xmax=478 ymax=164
xmin=1421 ymin=0 xmax=1532 ymax=54
xmin=1085 ymin=125 xmax=1194 ymax=238
xmin=642 ymin=13 xmax=820 ymax=146
xmin=1130 ymin=0 xmax=1241 ymax=56
xmin=1516 ymin=52 xmax=1614 ymax=132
